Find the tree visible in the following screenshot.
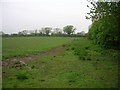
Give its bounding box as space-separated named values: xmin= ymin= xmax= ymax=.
xmin=63 ymin=25 xmax=76 ymax=35
xmin=20 ymin=30 xmax=28 ymax=36
xmin=11 ymin=33 xmax=18 ymax=37
xmin=0 ymin=31 xmax=4 ymax=36
xmin=53 ymin=28 xmax=62 ymax=34
xmin=34 ymin=29 xmax=37 ymax=35
xmin=77 ymin=31 xmax=85 ymax=36
xmin=0 ymin=31 xmax=9 ymax=37
xmin=86 ymin=0 xmax=120 ymax=49
xmin=86 ymin=0 xmax=120 ymax=22
xmin=44 ymin=27 xmax=52 ymax=35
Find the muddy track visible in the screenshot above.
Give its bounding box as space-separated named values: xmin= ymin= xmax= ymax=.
xmin=2 ymin=47 xmax=65 ymax=68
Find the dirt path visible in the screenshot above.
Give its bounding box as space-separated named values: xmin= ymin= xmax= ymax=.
xmin=2 ymin=47 xmax=65 ymax=68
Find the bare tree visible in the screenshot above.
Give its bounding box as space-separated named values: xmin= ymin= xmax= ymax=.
xmin=53 ymin=28 xmax=62 ymax=34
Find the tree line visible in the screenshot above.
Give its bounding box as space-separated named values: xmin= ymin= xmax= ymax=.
xmin=1 ymin=25 xmax=87 ymax=37
xmin=86 ymin=0 xmax=120 ymax=50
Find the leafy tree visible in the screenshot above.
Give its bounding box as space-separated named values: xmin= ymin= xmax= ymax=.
xmin=77 ymin=31 xmax=86 ymax=36
xmin=19 ymin=30 xmax=28 ymax=36
xmin=86 ymin=0 xmax=120 ymax=49
xmin=34 ymin=29 xmax=38 ymax=36
xmin=63 ymin=25 xmax=76 ymax=35
xmin=86 ymin=0 xmax=120 ymax=21
xmin=41 ymin=27 xmax=52 ymax=36
xmin=0 ymin=31 xmax=10 ymax=37
xmin=44 ymin=27 xmax=52 ymax=35
xmin=0 ymin=31 xmax=4 ymax=36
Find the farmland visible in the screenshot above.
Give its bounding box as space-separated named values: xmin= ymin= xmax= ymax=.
xmin=2 ymin=37 xmax=77 ymax=59
xmin=2 ymin=37 xmax=119 ymax=88
xmin=1 ymin=0 xmax=120 ymax=88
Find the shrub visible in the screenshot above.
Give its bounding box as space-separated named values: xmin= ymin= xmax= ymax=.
xmin=88 ymin=16 xmax=120 ymax=50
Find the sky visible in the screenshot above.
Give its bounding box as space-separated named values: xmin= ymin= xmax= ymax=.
xmin=1 ymin=0 xmax=92 ymax=34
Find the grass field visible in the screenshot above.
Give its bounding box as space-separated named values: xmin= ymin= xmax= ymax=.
xmin=2 ymin=37 xmax=77 ymax=59
xmin=2 ymin=37 xmax=119 ymax=88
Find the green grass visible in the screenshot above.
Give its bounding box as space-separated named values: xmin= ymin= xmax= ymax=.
xmin=2 ymin=37 xmax=78 ymax=59
xmin=2 ymin=37 xmax=119 ymax=88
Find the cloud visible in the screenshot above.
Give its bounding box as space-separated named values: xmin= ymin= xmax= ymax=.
xmin=1 ymin=0 xmax=92 ymax=33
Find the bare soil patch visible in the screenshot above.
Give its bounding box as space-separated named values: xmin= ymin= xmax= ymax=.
xmin=2 ymin=47 xmax=65 ymax=68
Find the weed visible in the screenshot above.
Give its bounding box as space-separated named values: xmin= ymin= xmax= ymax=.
xmin=71 ymin=47 xmax=75 ymax=50
xmin=86 ymin=57 xmax=91 ymax=61
xmin=66 ymin=48 xmax=70 ymax=51
xmin=62 ymin=44 xmax=66 ymax=47
xmin=3 ymin=37 xmax=78 ymax=59
xmin=31 ymin=65 xmax=35 ymax=69
xmin=79 ymin=56 xmax=86 ymax=60
xmin=14 ymin=55 xmax=17 ymax=57
xmin=85 ymin=46 xmax=89 ymax=49
xmin=53 ymin=56 xmax=56 ymax=57
xmin=40 ymin=79 xmax=45 ymax=82
xmin=16 ymin=71 xmax=29 ymax=81
xmin=14 ymin=61 xmax=21 ymax=64
xmin=3 ymin=37 xmax=118 ymax=88
xmin=69 ymin=80 xmax=75 ymax=83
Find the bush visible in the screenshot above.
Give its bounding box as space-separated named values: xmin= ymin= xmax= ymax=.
xmin=88 ymin=16 xmax=120 ymax=50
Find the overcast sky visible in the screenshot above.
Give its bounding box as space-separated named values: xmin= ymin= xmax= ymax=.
xmin=1 ymin=0 xmax=92 ymax=34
